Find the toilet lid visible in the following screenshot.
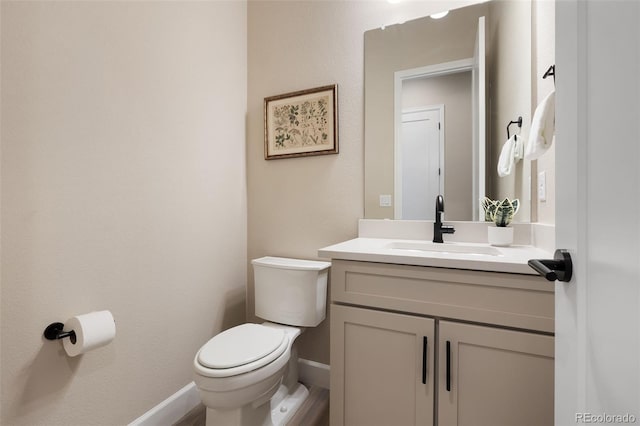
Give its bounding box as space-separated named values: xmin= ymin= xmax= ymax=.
xmin=197 ymin=324 xmax=286 ymax=369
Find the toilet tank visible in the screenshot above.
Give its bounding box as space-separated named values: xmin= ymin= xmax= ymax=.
xmin=252 ymin=257 xmax=331 ymax=327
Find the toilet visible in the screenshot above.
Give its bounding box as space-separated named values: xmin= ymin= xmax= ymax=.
xmin=193 ymin=256 xmax=331 ymax=426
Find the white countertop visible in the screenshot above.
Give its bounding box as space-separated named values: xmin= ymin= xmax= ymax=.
xmin=318 ymin=237 xmax=552 ymax=275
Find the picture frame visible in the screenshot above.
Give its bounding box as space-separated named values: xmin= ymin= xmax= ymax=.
xmin=264 ymin=84 xmax=338 ymax=160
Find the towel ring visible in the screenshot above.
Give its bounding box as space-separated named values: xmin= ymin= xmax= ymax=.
xmin=507 ymin=116 xmax=523 ymax=139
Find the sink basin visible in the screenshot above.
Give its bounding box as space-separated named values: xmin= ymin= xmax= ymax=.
xmin=384 ymin=241 xmax=502 ymax=257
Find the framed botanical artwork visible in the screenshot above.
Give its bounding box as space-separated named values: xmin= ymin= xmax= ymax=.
xmin=264 ymin=84 xmax=338 ymax=160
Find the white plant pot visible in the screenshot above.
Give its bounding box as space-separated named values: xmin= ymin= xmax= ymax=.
xmin=487 ymin=225 xmax=514 ymax=246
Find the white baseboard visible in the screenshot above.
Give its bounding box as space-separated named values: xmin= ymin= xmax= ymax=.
xmin=298 ymin=358 xmax=330 ymax=390
xmin=128 ymin=359 xmax=330 ymax=425
xmin=128 ymin=382 xmax=200 ymax=426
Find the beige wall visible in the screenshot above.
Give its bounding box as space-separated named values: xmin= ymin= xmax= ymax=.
xmin=247 ymin=0 xmax=479 ymax=365
xmin=486 ymin=0 xmax=532 ymax=222
xmin=402 ymin=72 xmax=473 ymax=220
xmin=486 ymin=0 xmax=555 ymax=224
xmin=532 ymin=0 xmax=555 ymax=224
xmin=1 ymin=2 xmax=247 ymax=425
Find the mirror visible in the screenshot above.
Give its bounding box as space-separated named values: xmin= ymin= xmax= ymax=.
xmin=364 ymin=0 xmax=534 ymax=222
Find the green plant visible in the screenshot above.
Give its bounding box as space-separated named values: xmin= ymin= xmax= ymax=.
xmin=481 ymin=197 xmax=498 ymax=222
xmin=481 ymin=197 xmax=520 ymax=227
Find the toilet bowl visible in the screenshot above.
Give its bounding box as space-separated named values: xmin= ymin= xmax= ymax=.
xmin=193 ymin=323 xmax=299 ymax=411
xmin=193 ymin=257 xmax=331 ymax=426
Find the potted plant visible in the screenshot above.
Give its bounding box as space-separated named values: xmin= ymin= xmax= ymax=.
xmin=482 ymin=197 xmax=520 ymax=246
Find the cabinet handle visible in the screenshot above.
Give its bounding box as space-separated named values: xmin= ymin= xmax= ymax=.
xmin=422 ymin=336 xmax=428 ymax=384
xmin=446 ymin=340 xmax=451 ymax=392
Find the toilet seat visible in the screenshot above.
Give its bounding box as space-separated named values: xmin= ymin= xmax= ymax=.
xmin=196 ymin=324 xmax=288 ymax=378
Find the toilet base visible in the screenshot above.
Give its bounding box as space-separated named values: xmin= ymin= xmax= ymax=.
xmin=270 ymin=382 xmax=309 ymax=425
xmin=205 ymin=383 xmax=309 ymax=426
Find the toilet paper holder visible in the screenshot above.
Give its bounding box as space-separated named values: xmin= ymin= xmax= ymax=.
xmin=44 ymin=322 xmax=77 ymax=344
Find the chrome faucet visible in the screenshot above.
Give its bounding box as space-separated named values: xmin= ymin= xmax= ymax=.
xmin=433 ymin=195 xmax=455 ymax=243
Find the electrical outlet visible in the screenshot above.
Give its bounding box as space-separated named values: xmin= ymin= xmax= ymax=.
xmin=379 ymin=195 xmax=392 ymax=207
xmin=538 ymin=171 xmax=547 ymax=202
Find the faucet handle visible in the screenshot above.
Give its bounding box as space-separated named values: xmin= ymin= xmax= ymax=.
xmin=441 ymin=225 xmax=455 ymax=235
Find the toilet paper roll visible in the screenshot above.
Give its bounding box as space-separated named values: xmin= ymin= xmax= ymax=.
xmin=63 ymin=310 xmax=116 ymax=357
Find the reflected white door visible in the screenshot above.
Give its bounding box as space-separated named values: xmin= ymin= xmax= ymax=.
xmin=399 ymin=107 xmax=443 ymax=220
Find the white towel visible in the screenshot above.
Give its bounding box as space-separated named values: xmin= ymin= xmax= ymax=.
xmin=497 ymin=134 xmax=523 ymax=177
xmin=525 ymin=90 xmax=555 ymax=160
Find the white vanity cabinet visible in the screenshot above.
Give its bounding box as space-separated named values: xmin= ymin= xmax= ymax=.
xmin=329 ymin=259 xmax=555 ymax=426
xmin=437 ymin=321 xmax=554 ymax=426
xmin=331 ymin=305 xmax=436 ymax=426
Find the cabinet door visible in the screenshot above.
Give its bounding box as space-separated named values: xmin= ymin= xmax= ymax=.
xmin=331 ymin=304 xmax=435 ymax=426
xmin=438 ymin=321 xmax=554 ymax=426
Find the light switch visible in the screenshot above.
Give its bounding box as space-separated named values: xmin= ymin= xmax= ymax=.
xmin=379 ymin=195 xmax=392 ymax=207
xmin=538 ymin=171 xmax=547 ymax=202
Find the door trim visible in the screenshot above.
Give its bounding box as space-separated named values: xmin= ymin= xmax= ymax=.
xmin=394 ymin=59 xmax=472 ymax=220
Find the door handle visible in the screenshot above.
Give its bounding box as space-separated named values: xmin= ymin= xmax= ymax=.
xmin=528 ymin=249 xmax=573 ymax=282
